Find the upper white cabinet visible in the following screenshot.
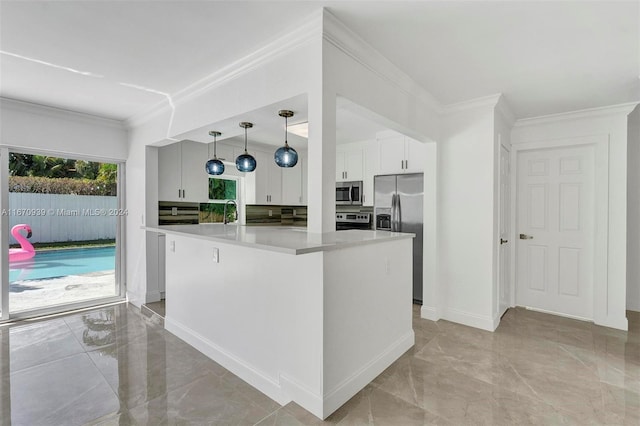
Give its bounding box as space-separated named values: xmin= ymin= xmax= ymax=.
xmin=282 ymin=153 xmax=306 ymax=205
xmin=250 ymin=150 xmax=282 ymax=205
xmin=244 ymin=148 xmax=307 ymax=206
xmin=378 ymin=134 xmax=426 ymax=174
xmin=336 ymin=147 xmax=364 ymax=182
xmin=158 ymin=140 xmax=209 ymax=202
xmin=363 ymin=141 xmax=379 ymax=206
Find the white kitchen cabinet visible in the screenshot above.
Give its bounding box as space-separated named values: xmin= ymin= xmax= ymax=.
xmin=378 ymin=135 xmax=425 ymax=174
xmin=249 ymin=150 xmax=282 ymax=204
xmin=282 ymin=153 xmax=306 ymax=205
xmin=363 ymin=140 xmax=379 ymax=206
xmin=245 ymin=148 xmax=307 ymax=206
xmin=158 ymin=140 xmax=209 ymax=202
xmin=336 ymin=148 xmax=364 ymax=182
xmin=210 ymin=142 xmax=236 ymax=163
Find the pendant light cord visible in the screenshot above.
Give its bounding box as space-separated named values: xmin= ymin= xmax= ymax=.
xmin=284 ymin=115 xmax=288 ymax=147
xmin=244 ymin=126 xmax=248 ymax=153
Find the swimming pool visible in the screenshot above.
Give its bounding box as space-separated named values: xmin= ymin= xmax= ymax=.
xmin=9 ymin=246 xmax=116 ymax=282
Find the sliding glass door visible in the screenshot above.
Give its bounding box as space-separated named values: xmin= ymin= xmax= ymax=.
xmin=0 ymin=148 xmax=125 ymax=321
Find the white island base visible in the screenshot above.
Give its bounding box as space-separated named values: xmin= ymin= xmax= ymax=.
xmin=158 ymin=226 xmax=414 ymax=419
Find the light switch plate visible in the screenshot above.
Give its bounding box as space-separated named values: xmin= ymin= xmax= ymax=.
xmin=170 ymin=241 xmax=175 ymax=252
xmin=212 ymin=247 xmax=219 ymax=263
xmin=268 ymin=210 xmax=273 ymax=217
xmin=171 ymin=207 xmax=178 ymax=216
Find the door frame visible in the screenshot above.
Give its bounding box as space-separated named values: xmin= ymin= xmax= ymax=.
xmin=497 ymin=141 xmax=511 ymax=317
xmin=0 ymin=146 xmax=126 ymax=322
xmin=510 ymin=135 xmax=609 ymax=321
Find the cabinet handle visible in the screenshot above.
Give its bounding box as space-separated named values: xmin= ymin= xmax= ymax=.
xmin=401 ymin=160 xmax=404 ymax=169
xmin=178 ymin=189 xmax=181 ymax=198
xmin=405 ymin=160 xmax=408 ymax=169
xmin=183 ymin=189 xmax=186 ymax=198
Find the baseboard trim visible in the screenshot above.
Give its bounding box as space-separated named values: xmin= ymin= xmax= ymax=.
xmin=594 ymin=315 xmax=629 ymax=331
xmin=420 ymin=305 xmax=440 ymax=321
xmin=442 ymin=308 xmax=498 ymax=332
xmin=165 ymin=317 xmax=295 ymax=406
xmin=322 ymin=330 xmax=415 ymax=419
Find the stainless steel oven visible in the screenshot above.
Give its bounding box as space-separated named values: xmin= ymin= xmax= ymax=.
xmin=335 ymin=213 xmax=371 ymax=231
xmin=336 ymin=181 xmax=363 ymax=205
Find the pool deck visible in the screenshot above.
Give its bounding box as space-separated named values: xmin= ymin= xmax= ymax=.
xmin=9 ymin=271 xmax=116 ymax=313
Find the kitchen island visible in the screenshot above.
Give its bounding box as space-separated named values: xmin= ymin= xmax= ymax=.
xmin=146 ymin=224 xmax=415 ymax=419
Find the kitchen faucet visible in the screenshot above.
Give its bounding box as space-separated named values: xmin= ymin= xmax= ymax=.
xmin=223 ymin=200 xmax=238 ymax=224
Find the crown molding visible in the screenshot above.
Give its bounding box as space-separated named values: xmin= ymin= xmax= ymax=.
xmin=513 ymin=101 xmax=640 ymax=128
xmin=125 ymin=10 xmax=323 ymax=130
xmin=0 ymin=96 xmax=125 ymax=129
xmin=321 ymin=9 xmax=440 ymax=113
xmin=440 ymin=93 xmax=502 ymax=115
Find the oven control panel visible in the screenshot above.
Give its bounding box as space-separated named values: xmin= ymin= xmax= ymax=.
xmin=336 ymin=213 xmax=371 ymax=224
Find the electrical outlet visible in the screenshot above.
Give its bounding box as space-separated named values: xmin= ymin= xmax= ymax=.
xmin=385 ymin=258 xmax=390 ymax=274
xmin=268 ymin=210 xmax=273 ymax=217
xmin=212 ymin=247 xmax=219 ymax=263
xmin=171 ymin=207 xmax=178 ymax=216
xmin=170 ymin=241 xmax=175 ymax=252
xmin=293 ymin=209 xmax=297 ymax=217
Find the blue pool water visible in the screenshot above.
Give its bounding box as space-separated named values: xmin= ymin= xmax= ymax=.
xmin=9 ymin=246 xmax=115 ymax=282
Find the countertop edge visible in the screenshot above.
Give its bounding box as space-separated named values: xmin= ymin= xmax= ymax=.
xmin=143 ymin=226 xmax=414 ymax=255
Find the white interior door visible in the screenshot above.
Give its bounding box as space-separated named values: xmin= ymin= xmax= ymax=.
xmin=498 ymin=144 xmax=511 ymax=317
xmin=516 ymin=145 xmax=595 ymax=319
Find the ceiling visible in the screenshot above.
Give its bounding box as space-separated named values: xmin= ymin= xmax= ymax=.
xmin=1 ymin=1 xmax=638 ymax=126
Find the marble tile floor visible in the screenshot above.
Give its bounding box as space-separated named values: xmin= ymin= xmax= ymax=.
xmin=0 ymin=302 xmax=638 ymax=425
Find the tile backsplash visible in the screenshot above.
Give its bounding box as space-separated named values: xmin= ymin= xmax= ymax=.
xmin=245 ymin=205 xmax=307 ymax=227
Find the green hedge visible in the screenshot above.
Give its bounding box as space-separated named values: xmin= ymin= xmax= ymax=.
xmin=9 ymin=176 xmax=117 ymax=196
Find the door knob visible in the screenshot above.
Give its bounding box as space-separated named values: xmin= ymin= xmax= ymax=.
xmin=519 ymin=234 xmax=534 ymax=240
xmin=500 ymin=238 xmax=508 ymax=245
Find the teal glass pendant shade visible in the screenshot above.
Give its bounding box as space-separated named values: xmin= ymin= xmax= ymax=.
xmin=206 ymin=130 xmax=225 ymax=175
xmin=236 ymin=122 xmax=256 ymax=172
xmin=274 ymin=145 xmax=298 ymax=167
xmin=236 ymin=152 xmax=257 ymax=172
xmin=275 ymin=110 xmax=298 ymax=168
xmin=205 ymin=158 xmax=225 ymax=175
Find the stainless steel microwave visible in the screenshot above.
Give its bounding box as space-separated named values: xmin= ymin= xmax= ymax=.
xmin=336 ymin=181 xmax=363 ymax=205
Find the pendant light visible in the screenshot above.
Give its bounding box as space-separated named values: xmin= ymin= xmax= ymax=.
xmin=236 ymin=122 xmax=257 ymax=172
xmin=205 ymin=131 xmax=224 ymax=175
xmin=274 ymin=110 xmax=298 ymax=168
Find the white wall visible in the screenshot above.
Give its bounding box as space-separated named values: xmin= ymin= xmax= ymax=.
xmin=512 ymin=103 xmax=638 ymax=330
xmin=0 ymin=98 xmax=127 ymax=161
xmin=438 ymin=97 xmax=498 ymax=330
xmin=627 ymin=105 xmax=640 ymax=312
xmin=125 ymin=25 xmax=319 ymax=305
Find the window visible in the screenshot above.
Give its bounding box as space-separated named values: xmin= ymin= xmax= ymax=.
xmin=200 ymin=178 xmax=238 ymax=223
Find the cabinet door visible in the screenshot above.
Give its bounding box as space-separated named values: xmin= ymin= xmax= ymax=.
xmin=266 ymin=153 xmax=282 ymax=205
xmin=404 ymin=137 xmax=426 ymax=173
xmin=158 ymin=142 xmax=182 ymax=202
xmin=336 ymin=151 xmax=346 ymax=181
xmin=253 ymin=150 xmax=270 ymax=204
xmin=363 ymin=140 xmax=378 ymax=206
xmin=180 ymin=141 xmax=209 ymax=202
xmin=344 ymin=150 xmax=363 ymax=181
xmin=282 ymin=160 xmax=303 ymax=205
xmin=378 ymin=137 xmax=405 ymax=174
xmin=213 ymin=142 xmax=235 ymax=163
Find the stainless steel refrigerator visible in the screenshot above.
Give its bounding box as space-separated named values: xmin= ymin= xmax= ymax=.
xmin=374 ymin=173 xmax=424 ymax=304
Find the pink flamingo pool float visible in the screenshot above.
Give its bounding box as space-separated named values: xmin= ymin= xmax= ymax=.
xmin=9 ymin=224 xmax=35 ymax=262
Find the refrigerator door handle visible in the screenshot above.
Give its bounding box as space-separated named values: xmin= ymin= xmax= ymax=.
xmin=390 ymin=194 xmax=395 ymax=231
xmin=396 ymin=194 xmax=402 ymax=232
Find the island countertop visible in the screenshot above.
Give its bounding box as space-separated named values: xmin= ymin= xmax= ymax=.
xmin=144 ymin=224 xmax=414 ymax=255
